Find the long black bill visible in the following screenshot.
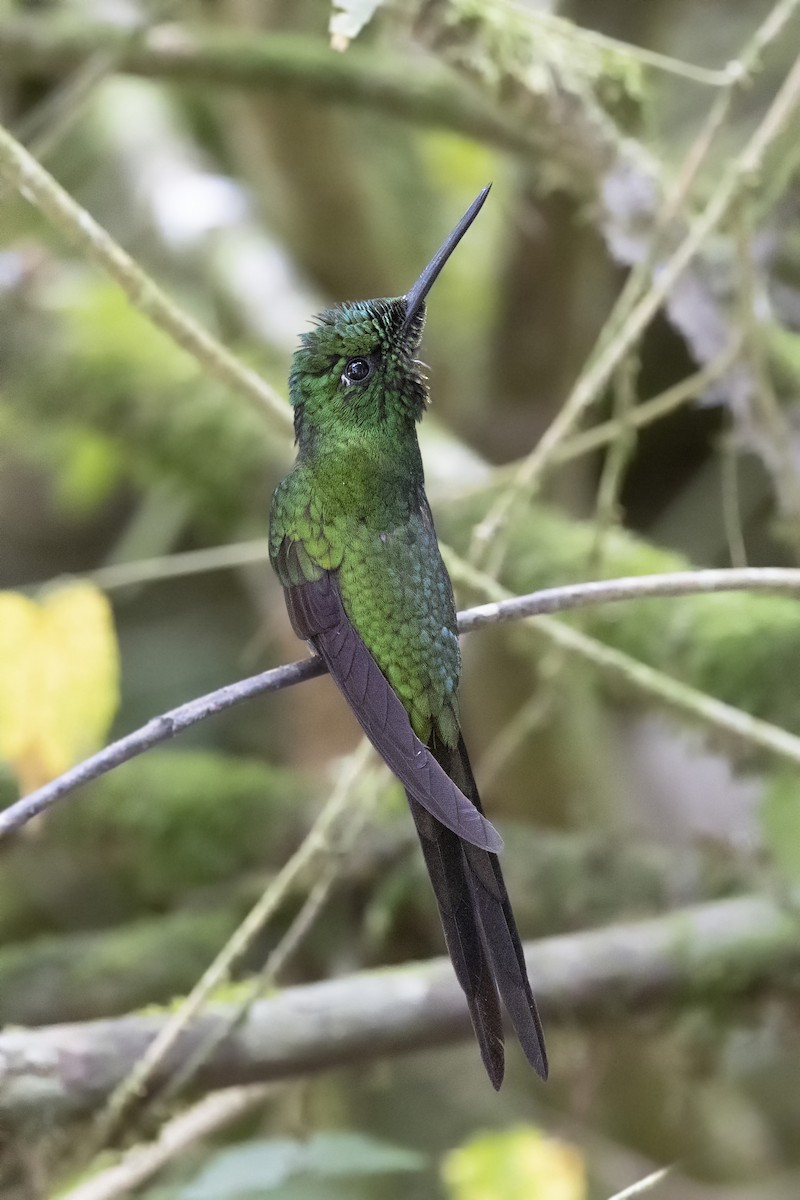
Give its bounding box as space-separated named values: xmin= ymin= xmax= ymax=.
xmin=401 ymin=184 xmax=491 ymax=334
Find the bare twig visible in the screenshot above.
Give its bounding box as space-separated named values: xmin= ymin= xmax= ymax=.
xmin=591 ymin=0 xmax=800 ymax=370
xmin=732 ymin=197 xmax=800 ymax=552
xmin=85 ymin=540 xmax=271 ymax=592
xmin=553 ymin=346 xmax=740 ymax=467
xmin=5 ymin=567 xmax=800 ymax=840
xmin=608 ymin=1167 xmax=672 ymax=1200
xmin=8 ymin=0 xmax=182 ymax=177
xmin=2 ymin=895 xmax=798 ymax=1123
xmin=448 ymin=556 xmax=800 ymax=769
xmin=148 ymin=773 xmax=379 ymax=1115
xmin=451 ymin=347 xmax=741 ymax=502
xmin=590 ymin=355 xmax=639 ymax=569
xmin=89 ymin=743 xmax=372 ymax=1149
xmin=720 ymin=431 xmax=749 ymax=568
xmin=59 ymin=1084 xmax=276 ymax=1200
xmin=470 ymin=3 xmax=800 ymax=570
xmin=454 ymin=568 xmax=800 ymax=631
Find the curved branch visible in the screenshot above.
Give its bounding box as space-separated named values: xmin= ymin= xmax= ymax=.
xmin=2 ymin=568 xmax=800 ymax=840
xmin=0 ymin=657 xmax=324 ymax=838
xmin=456 ymin=566 xmax=800 ymax=631
xmin=1 ymin=894 xmax=797 ymax=1122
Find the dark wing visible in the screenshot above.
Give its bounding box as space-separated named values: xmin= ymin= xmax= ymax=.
xmin=419 ymin=733 xmax=549 ymax=1084
xmin=275 ymin=542 xmax=502 ymax=855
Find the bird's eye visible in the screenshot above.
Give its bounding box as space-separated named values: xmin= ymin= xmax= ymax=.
xmin=342 ymin=357 xmax=372 ymax=384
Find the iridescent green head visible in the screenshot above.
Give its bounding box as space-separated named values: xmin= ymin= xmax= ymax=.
xmin=289 ymin=186 xmax=490 ymax=448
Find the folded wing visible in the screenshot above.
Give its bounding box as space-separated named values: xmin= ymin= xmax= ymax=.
xmin=274 ymin=542 xmax=501 ymax=855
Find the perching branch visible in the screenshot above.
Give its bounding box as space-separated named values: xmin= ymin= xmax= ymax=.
xmin=449 ymin=554 xmax=800 ymax=774
xmin=1 ymin=894 xmax=798 ymax=1123
xmin=4 ymin=567 xmax=800 ymax=840
xmin=0 ymin=656 xmax=324 ymax=837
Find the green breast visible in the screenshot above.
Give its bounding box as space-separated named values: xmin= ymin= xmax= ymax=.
xmin=270 ymin=455 xmax=462 ymax=746
xmin=336 ymin=505 xmax=461 ymax=745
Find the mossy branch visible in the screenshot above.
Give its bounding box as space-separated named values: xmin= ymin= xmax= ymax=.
xmin=1 ymin=894 xmax=797 ymax=1123
xmin=0 ymin=18 xmax=541 ymax=160
xmin=0 ymin=827 xmax=748 ymax=1028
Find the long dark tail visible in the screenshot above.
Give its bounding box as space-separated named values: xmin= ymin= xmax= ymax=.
xmin=406 ymin=733 xmax=548 ymax=1088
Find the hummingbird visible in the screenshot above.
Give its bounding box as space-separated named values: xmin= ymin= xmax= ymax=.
xmin=269 ymin=186 xmax=547 ymax=1087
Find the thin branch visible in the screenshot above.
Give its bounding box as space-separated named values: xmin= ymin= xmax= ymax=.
xmin=607 ymin=1167 xmax=672 ymax=1200
xmin=455 ymin=567 xmax=800 ymax=630
xmin=4 ymin=567 xmax=800 ymax=840
xmin=85 ymin=540 xmax=271 ymax=592
xmin=2 ymin=894 xmax=798 ymax=1123
xmin=732 ymin=197 xmax=800 ymax=551
xmin=720 ymin=430 xmax=749 ymax=568
xmin=141 ymin=779 xmax=379 ymax=1125
xmin=7 ymin=0 xmax=182 ymax=181
xmin=0 ymin=656 xmax=324 ymax=838
xmin=155 ymin=853 xmax=345 ymax=1108
xmin=449 ymin=556 xmax=800 ymax=771
xmin=590 ymin=354 xmax=639 ymax=570
xmin=88 ymin=744 xmax=372 ymax=1150
xmin=587 ymin=0 xmax=799 ymax=375
xmin=0 ymin=118 xmax=291 ymax=436
xmin=59 ymin=1085 xmax=276 ymax=1200
xmin=513 ymin=4 xmax=736 ymax=88
xmin=554 ymin=348 xmax=738 ymax=466
xmin=435 ymin=347 xmax=740 ymax=504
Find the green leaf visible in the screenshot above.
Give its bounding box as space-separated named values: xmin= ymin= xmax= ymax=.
xmin=301 ymin=1132 xmax=424 ymax=1176
xmin=180 ymin=1133 xmax=424 ymax=1199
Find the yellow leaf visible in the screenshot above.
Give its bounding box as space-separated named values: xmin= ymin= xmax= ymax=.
xmin=0 ymin=583 xmax=120 ymax=793
xmin=442 ymin=1126 xmax=586 ymax=1200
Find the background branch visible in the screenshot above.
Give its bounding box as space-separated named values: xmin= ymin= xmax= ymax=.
xmin=0 ymin=828 xmax=748 ymax=1028
xmin=59 ymin=1085 xmax=276 ymax=1200
xmin=1 ymin=895 xmax=797 ymax=1124
xmin=0 ymin=19 xmax=537 ymax=159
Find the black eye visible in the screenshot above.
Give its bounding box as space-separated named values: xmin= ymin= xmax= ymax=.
xmin=343 ymin=357 xmax=372 ymax=384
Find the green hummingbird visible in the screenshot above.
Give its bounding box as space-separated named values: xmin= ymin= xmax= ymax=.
xmin=269 ymin=186 xmax=547 ymax=1087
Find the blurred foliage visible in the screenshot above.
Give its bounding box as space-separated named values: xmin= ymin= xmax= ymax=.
xmin=0 ymin=750 xmax=312 ymax=936
xmin=759 ymin=769 xmax=800 ymax=885
xmin=2 ymin=279 xmax=282 ymax=528
xmin=177 ymin=1133 xmax=424 ymax=1200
